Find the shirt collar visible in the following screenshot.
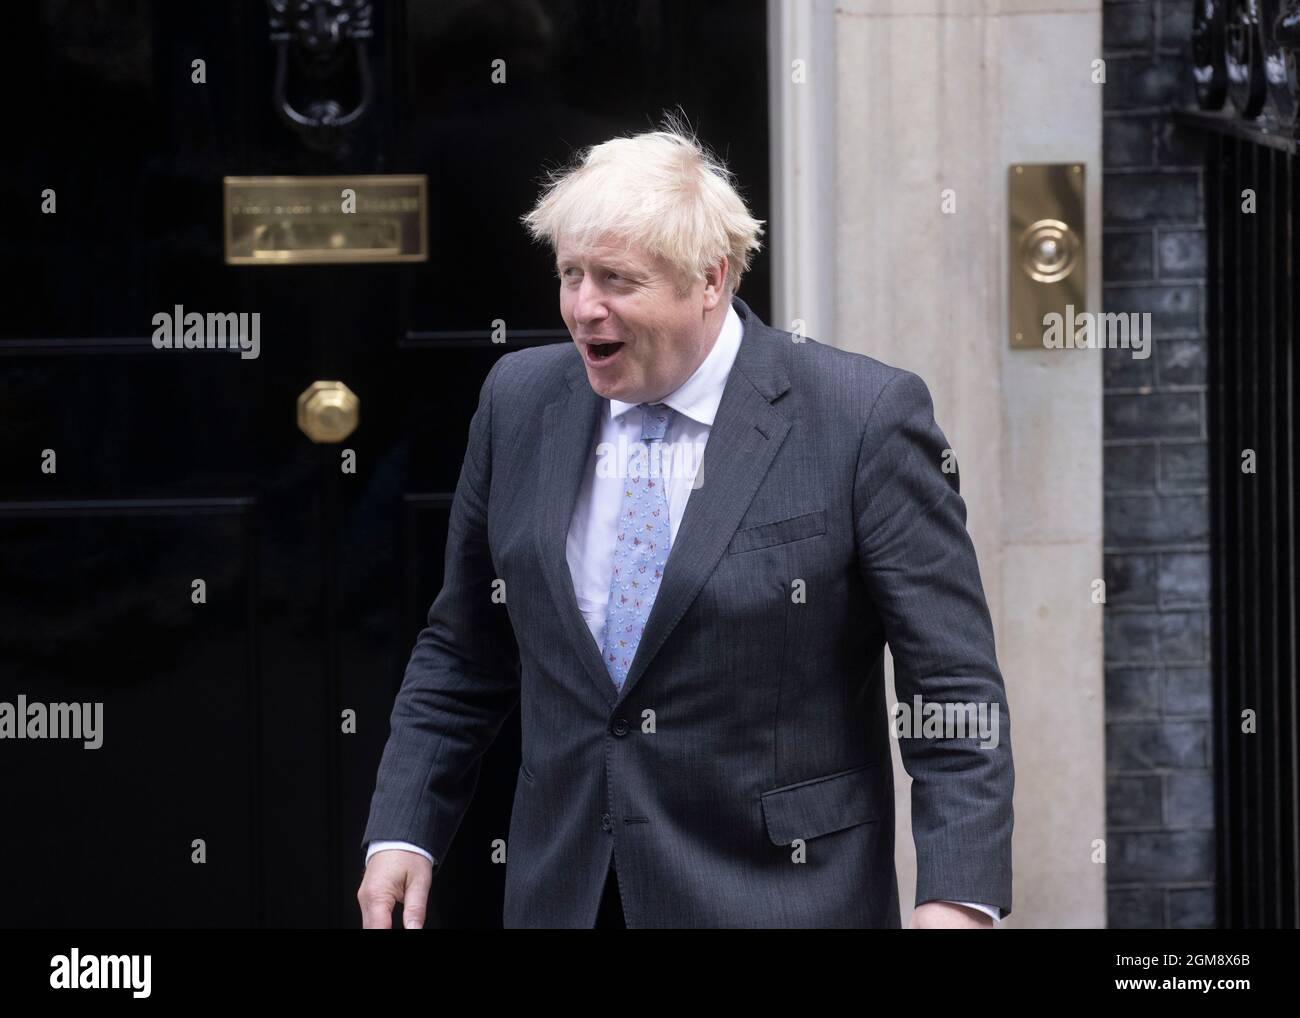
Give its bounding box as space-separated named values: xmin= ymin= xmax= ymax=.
xmin=609 ymin=301 xmax=744 ymax=427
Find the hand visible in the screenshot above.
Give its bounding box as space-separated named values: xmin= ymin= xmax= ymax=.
xmin=358 ymin=849 xmax=434 ymax=929
xmin=909 ymin=901 xmax=994 ymax=929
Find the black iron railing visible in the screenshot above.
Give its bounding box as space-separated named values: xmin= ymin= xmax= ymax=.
xmin=1191 ymin=0 xmax=1300 ymax=930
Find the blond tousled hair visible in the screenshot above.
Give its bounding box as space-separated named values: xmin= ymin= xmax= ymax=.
xmin=520 ymin=115 xmax=765 ymax=298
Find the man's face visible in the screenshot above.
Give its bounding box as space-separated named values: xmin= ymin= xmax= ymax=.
xmin=556 ymin=235 xmax=725 ymax=403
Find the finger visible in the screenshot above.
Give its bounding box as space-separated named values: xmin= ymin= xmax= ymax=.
xmin=359 ymin=885 xmax=395 ymax=929
xmin=401 ymin=869 xmax=433 ymax=929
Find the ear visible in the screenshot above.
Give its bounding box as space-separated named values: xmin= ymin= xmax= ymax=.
xmin=701 ymin=255 xmax=729 ymax=311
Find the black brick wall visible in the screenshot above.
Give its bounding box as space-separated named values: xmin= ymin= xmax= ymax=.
xmin=1102 ymin=0 xmax=1214 ymax=928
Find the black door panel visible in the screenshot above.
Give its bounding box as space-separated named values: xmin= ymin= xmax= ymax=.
xmin=0 ymin=0 xmax=769 ymax=928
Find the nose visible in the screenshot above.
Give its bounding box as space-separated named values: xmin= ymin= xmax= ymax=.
xmin=573 ymin=274 xmax=609 ymax=326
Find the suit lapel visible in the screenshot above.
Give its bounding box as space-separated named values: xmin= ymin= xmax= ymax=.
xmin=617 ymin=298 xmax=791 ymax=703
xmin=534 ymin=296 xmax=793 ymax=709
xmin=535 ymin=372 xmax=618 ymax=707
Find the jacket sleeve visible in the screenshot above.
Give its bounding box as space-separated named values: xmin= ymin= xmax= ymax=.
xmin=853 ymin=369 xmax=1015 ymax=917
xmin=361 ymin=355 xmax=521 ymax=872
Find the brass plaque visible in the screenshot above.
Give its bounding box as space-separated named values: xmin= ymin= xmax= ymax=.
xmin=223 ymin=175 xmax=427 ymax=264
xmin=1008 ymin=163 xmax=1085 ymax=349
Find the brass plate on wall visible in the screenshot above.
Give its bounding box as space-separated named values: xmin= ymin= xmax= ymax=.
xmin=1008 ymin=163 xmax=1085 ymax=349
xmin=223 ymin=175 xmax=427 ymax=264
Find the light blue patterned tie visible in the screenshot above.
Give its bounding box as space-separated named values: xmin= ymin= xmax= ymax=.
xmin=601 ymin=402 xmax=675 ymax=690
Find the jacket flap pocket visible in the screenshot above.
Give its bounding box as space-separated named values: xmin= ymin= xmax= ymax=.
xmin=728 ymin=509 xmax=826 ymax=555
xmin=759 ymin=762 xmax=885 ymax=846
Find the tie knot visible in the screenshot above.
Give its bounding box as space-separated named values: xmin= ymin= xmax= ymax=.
xmin=639 ymin=402 xmax=672 ymax=442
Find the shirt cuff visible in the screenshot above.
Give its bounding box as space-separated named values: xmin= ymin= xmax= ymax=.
xmin=365 ymin=840 xmax=435 ymax=866
xmin=929 ymin=899 xmax=1002 ymax=924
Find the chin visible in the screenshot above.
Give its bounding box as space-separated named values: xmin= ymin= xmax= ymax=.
xmin=586 ymin=373 xmax=621 ymax=399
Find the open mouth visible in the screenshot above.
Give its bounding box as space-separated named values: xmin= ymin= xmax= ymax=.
xmin=585 ymin=341 xmax=625 ymax=364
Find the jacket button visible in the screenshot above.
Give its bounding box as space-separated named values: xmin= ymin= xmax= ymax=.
xmin=601 ymin=812 xmax=614 ymax=831
xmin=612 ymin=718 xmax=629 ymax=736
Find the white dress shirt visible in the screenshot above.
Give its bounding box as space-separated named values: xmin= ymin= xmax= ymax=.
xmin=564 ymin=304 xmax=742 ymax=649
xmin=367 ymin=302 xmax=1001 ymax=924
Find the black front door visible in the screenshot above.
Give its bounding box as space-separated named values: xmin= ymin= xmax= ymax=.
xmin=0 ymin=0 xmax=770 ymax=928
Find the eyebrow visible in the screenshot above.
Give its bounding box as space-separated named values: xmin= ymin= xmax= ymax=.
xmin=555 ymin=258 xmax=640 ymax=275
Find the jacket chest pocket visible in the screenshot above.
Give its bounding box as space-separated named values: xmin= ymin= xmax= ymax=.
xmin=727 ymin=508 xmax=825 ymax=556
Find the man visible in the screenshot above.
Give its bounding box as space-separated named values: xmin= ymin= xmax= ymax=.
xmin=358 ymin=123 xmax=1013 ymax=929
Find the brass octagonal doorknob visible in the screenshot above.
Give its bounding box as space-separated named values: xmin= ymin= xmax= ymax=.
xmin=297 ymin=380 xmax=359 ymax=443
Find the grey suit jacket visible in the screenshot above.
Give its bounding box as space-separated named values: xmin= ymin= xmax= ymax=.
xmin=362 ymin=295 xmax=1014 ymax=927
